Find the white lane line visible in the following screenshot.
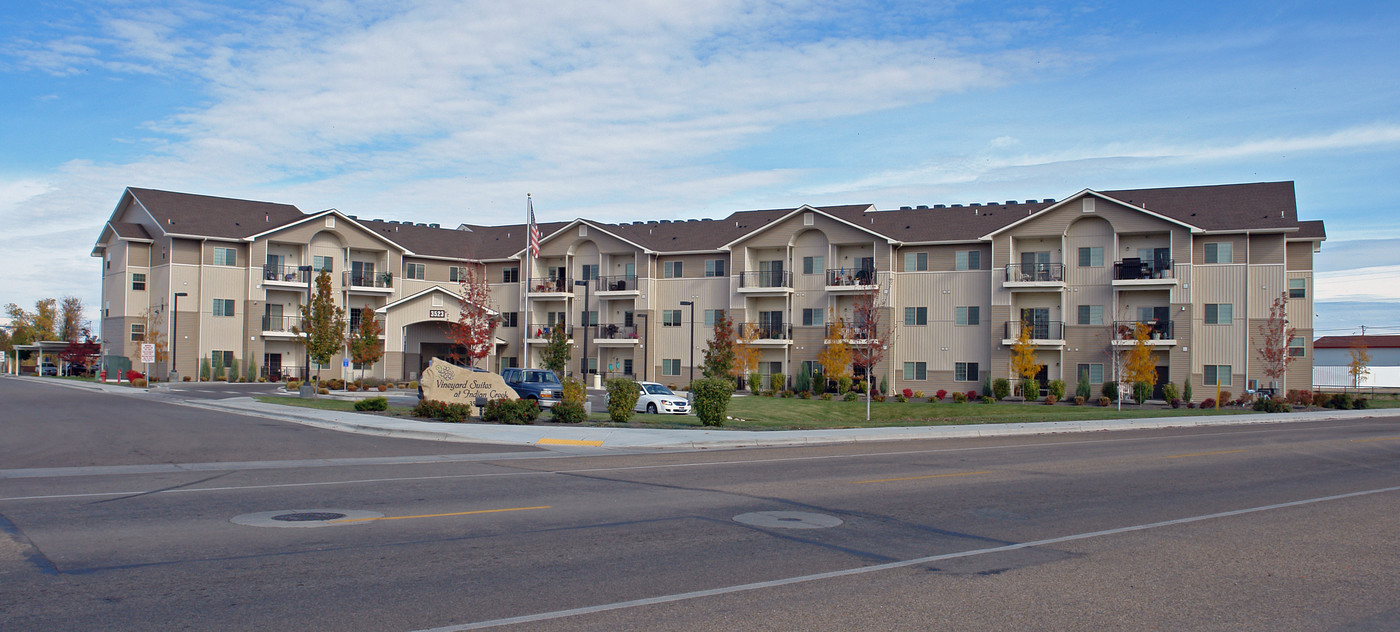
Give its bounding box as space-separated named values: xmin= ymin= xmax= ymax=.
xmin=414 ymin=484 xmax=1400 ymax=631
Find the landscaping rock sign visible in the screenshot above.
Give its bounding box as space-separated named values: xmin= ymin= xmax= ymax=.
xmin=420 ymin=358 xmax=515 ymax=415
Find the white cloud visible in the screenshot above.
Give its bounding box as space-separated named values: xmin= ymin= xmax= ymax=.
xmin=1316 ymin=266 xmax=1400 ymax=303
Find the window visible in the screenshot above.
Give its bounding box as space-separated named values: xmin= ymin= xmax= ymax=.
xmin=131 ymin=273 xmax=146 ymax=291
xmin=802 ymin=308 xmax=824 ymax=327
xmin=956 ymin=250 xmax=981 ymax=270
xmin=623 ymin=359 xmax=633 ymax=375
xmin=432 ymin=294 xmax=443 ymax=307
xmin=353 ymin=359 xmax=374 ymax=370
xmin=213 ymin=247 xmax=237 ymax=266
xmin=581 ymin=264 xmax=599 ymax=281
xmin=212 ymin=350 xmax=233 ymax=368
xmin=904 ymin=306 xmax=928 ymax=326
xmin=502 ymin=267 xmax=519 ymax=283
xmin=1289 ymin=278 xmax=1306 ymax=299
xmin=1289 ymin=336 xmax=1306 ymax=357
xmin=502 ymin=356 xmax=519 ymax=369
xmin=955 ymin=306 xmax=980 ymax=326
xmin=1204 ymin=242 xmax=1233 ymax=264
xmin=903 ymin=362 xmax=927 ymax=381
xmin=904 ymin=252 xmax=928 ymax=272
xmin=803 ymin=256 xmax=824 ymax=275
xmin=1078 ymin=246 xmax=1104 ymax=267
xmin=501 ymin=312 xmax=519 ymax=328
xmin=313 ymin=255 xmax=333 ymax=272
xmin=405 ymin=263 xmax=425 ymax=280
xmin=704 ymin=309 xmax=725 ymax=328
xmin=349 ymin=307 xmax=363 ymax=331
xmin=1204 ymin=303 xmax=1233 ymax=325
xmin=1076 ymin=363 xmax=1104 ymax=383
xmin=449 ymin=266 xmax=467 ymax=282
xmin=663 ymin=310 xmax=681 ymax=327
xmin=130 ymin=324 xmax=145 ymax=341
xmin=581 ymin=310 xmax=597 ymax=326
xmin=664 ymin=261 xmax=683 ymax=278
xmin=662 ymin=359 xmax=681 ymax=376
xmin=1204 ymin=364 xmax=1233 ymax=387
xmin=955 ymin=362 xmax=979 ymax=382
xmin=585 ymin=357 xmax=598 ymax=374
xmin=212 ymin=298 xmax=235 ymax=317
xmin=705 ymin=259 xmax=726 ymax=277
xmin=1077 ymin=305 xmax=1104 ymax=325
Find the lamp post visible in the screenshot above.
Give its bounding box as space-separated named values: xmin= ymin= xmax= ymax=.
xmin=170 ymin=292 xmax=187 ymax=381
xmin=574 ymin=279 xmax=591 ymax=378
xmin=636 ymin=312 xmax=648 ymax=381
xmin=679 ymin=300 xmax=695 ymax=384
xmin=300 ymin=265 xmax=312 ymax=381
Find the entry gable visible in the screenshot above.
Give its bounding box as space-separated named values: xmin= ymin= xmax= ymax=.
xmin=509 ymin=218 xmax=654 ymax=259
xmin=980 ymin=190 xmax=1203 ymax=240
xmin=377 ymin=285 xmax=499 ymax=318
xmin=721 ymin=204 xmax=884 ymax=251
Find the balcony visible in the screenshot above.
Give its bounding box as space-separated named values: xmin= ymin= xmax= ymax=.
xmin=526 ymin=324 xmax=574 ymax=343
xmin=262 ymin=265 xmax=309 ymax=287
xmin=591 ymin=324 xmax=640 ymax=346
xmin=738 ymin=270 xmax=793 ymax=294
xmin=261 ymin=315 xmax=304 ymax=337
xmin=595 ymin=274 xmax=640 ymax=297
xmin=1004 ymin=263 xmax=1065 ymax=290
xmin=823 ymin=324 xmax=879 ymax=345
xmin=1001 ymin=320 xmax=1065 ymax=346
xmin=1112 ymin=258 xmax=1178 ymax=289
xmin=824 ymin=268 xmax=883 ymax=293
xmin=527 ymin=277 xmax=575 ymax=299
xmin=736 ymin=322 xmax=793 ymax=344
xmin=343 ymin=271 xmax=393 ymax=293
xmin=1111 ymin=320 xmax=1177 ymax=346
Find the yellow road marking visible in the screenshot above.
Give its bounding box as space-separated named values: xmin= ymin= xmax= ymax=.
xmin=1166 ymin=449 xmax=1247 ymax=459
xmin=853 ymin=471 xmax=991 ymax=484
xmin=332 ymin=505 xmax=550 ymax=523
xmin=1353 ymin=437 xmax=1400 ymax=443
xmin=537 ymin=438 xmax=605 ymax=447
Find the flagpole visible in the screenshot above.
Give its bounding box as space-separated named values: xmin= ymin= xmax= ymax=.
xmin=523 ymin=194 xmax=532 ymax=369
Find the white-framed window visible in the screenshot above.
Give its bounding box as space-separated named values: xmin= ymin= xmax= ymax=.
xmin=663 ymin=310 xmax=681 ymax=327
xmin=213 ymin=246 xmax=237 ymax=266
xmin=955 ymin=362 xmax=979 ymax=382
xmin=704 ymin=259 xmax=726 ymax=277
xmin=904 ymin=306 xmax=928 ymax=326
xmin=580 ymin=310 xmax=597 ymax=326
xmin=1077 ymin=304 xmax=1104 ymax=325
xmin=803 ymin=256 xmax=824 ymax=275
xmin=130 ymin=323 xmax=145 ymax=341
xmin=903 ymin=362 xmax=927 ymax=381
xmin=212 ymin=298 xmax=235 ymax=317
xmin=664 ymin=261 xmax=683 ymax=278
xmin=955 ymin=306 xmax=980 ymax=326
xmin=1076 ymin=363 xmax=1104 ymax=383
xmin=1289 ymin=336 xmax=1306 ymax=357
xmin=1205 ymin=303 xmax=1233 ymax=325
xmin=704 ymin=309 xmax=724 ymax=328
xmin=662 ymin=358 xmax=681 ymax=376
xmin=312 ymin=255 xmax=333 ymax=272
xmin=405 ymin=263 xmax=426 ymax=280
xmin=1289 ymin=278 xmax=1306 ymax=299
xmin=1204 ymin=364 xmax=1233 ymax=386
xmin=501 ymin=312 xmax=519 ymax=328
xmin=802 ymin=308 xmax=824 ymax=326
xmin=502 ymin=267 xmax=519 ymax=283
xmin=131 ymin=273 xmax=146 ymax=291
xmin=956 ymin=250 xmax=981 ymax=270
xmin=581 ymin=264 xmax=599 ymax=281
xmin=1078 ymin=246 xmax=1104 ymax=267
xmin=904 ymin=252 xmax=928 ymax=272
xmin=211 ymin=350 xmax=233 ymax=368
xmin=1204 ymin=242 xmax=1233 ymax=264
xmin=449 ymin=266 xmax=467 ymax=282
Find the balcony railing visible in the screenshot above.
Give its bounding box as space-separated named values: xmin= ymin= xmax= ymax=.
xmin=528 ymin=324 xmax=573 ymax=339
xmin=528 ymin=277 xmax=574 ymax=293
xmin=738 ymin=270 xmax=793 ymax=289
xmin=1114 ymin=258 xmax=1175 ymax=280
xmin=1113 ymin=320 xmax=1175 ymax=340
xmin=261 ymin=315 xmax=304 ymax=333
xmin=736 ymin=322 xmax=792 ymax=340
xmin=825 ymin=267 xmax=879 ymax=287
xmin=263 ymin=265 xmax=309 ymax=283
xmin=1004 ymin=320 xmax=1065 ymax=340
xmin=343 ymin=271 xmax=392 ymax=289
xmin=592 ymin=324 xmax=640 ymax=339
xmin=595 ymin=274 xmax=638 ymax=292
xmin=1005 ymin=263 xmax=1065 ymax=283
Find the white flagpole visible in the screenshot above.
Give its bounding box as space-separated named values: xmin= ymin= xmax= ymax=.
xmin=523 ymin=194 xmax=533 ymax=369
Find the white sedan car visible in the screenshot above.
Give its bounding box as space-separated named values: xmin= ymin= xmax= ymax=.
xmin=623 ymin=382 xmax=690 ymax=414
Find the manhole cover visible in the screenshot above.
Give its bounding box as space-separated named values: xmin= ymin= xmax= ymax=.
xmin=733 ymin=511 xmax=843 ymax=530
xmin=232 ymin=509 xmax=384 ymax=528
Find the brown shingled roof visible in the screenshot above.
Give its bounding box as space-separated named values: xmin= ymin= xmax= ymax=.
xmin=1314 ymin=335 xmax=1400 ymax=349
xmin=1100 ymin=181 xmax=1299 ymax=232
xmin=109 ymin=221 xmax=152 ymax=241
xmin=128 ymin=188 xmax=306 ymax=239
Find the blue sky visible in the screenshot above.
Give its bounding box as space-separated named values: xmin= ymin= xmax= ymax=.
xmin=2 ymin=0 xmax=1398 ymax=336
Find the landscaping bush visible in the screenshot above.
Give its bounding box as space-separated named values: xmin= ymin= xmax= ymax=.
xmin=1201 ymin=397 xmax=1217 ymax=409
xmin=1218 ymin=390 xmax=1232 ymax=403
xmin=131 ymin=378 xmax=147 ymax=388
xmin=1253 ymin=398 xmax=1291 ymax=413
xmin=1022 ymin=379 xmax=1039 ymax=402
xmin=981 ymin=396 xmax=994 ymax=404
xmin=606 ymin=377 xmax=641 ymax=423
xmin=781 ymin=390 xmax=794 ymax=398
xmin=1073 ymin=395 xmax=1086 ymax=406
xmin=912 ymin=390 xmax=925 ymax=399
xmin=1331 ymin=392 xmax=1354 ymax=410
xmin=1313 ymin=392 xmax=1333 ymax=408
xmin=1163 ymin=382 xmax=1180 ymax=403
xmin=993 ymin=378 xmax=1010 ymax=401
xmin=794 ymin=371 xmax=811 ymax=394
xmin=1047 ymin=380 xmax=1066 ymax=401
xmin=183 ymin=376 xmax=192 ymax=382
xmin=483 ymin=398 xmax=539 ymax=424
xmin=413 ymin=399 xmax=448 ymax=419
xmin=408 ymin=380 xmax=418 ymax=391
xmin=871 ymin=392 xmax=886 ymax=402
xmin=1044 ymin=394 xmax=1058 ymax=405
xmin=286 ymin=379 xmax=300 ymax=390
xmin=1170 ymin=398 xmax=1182 ymax=408
xmin=880 ymin=376 xmax=889 ymax=396
xmin=346 ymin=384 xmax=359 ymax=392
xmin=1097 ymin=396 xmax=1111 ymax=407
xmin=843 ymin=391 xmax=858 ymax=402
xmin=1183 ymin=379 xmax=1193 ymax=403
xmin=327 ymin=378 xmax=345 ymax=390
xmin=377 ymin=384 xmax=388 ymax=392
xmin=1297 ymin=390 xmax=1313 ymax=406
xmin=1102 ymin=381 xmax=1118 ymax=401
xmin=317 ymin=387 xmax=329 ymax=395
xmin=902 ymin=388 xmax=913 ymax=399
xmin=691 ymin=377 xmax=734 ymax=427
xmin=215 ymin=374 xmax=227 ymax=382
xmin=1133 ymin=381 xmax=1151 ymax=405
xmin=769 ymin=372 xmax=785 ymax=392
xmin=895 ymin=394 xmax=908 ymax=403
xmin=952 ymin=392 xmax=967 ymax=403
xmin=1187 ymin=401 xmax=1197 ymax=408
xmin=354 ymin=396 xmax=389 ymax=412
xmin=935 ymin=389 xmax=948 ymax=401
xmin=966 ymin=390 xmax=978 ymax=401
xmin=562 ymin=376 xmax=586 ymax=407
xmin=126 ymin=369 xmax=144 ymax=382
xmin=1356 ymin=397 xmax=1370 ymax=409
xmin=549 ymin=400 xmax=587 ymax=423
xmin=837 ymin=376 xmax=851 ymax=395
xmin=820 ymin=392 xmax=833 ymax=400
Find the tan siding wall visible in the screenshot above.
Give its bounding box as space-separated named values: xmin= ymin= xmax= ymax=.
xmin=171 ymin=238 xmax=201 ymax=265
xmin=1249 ymin=234 xmax=1285 ymax=265
xmin=1248 ymin=265 xmax=1287 ymax=314
xmin=1286 ymin=242 xmax=1314 ymax=270
xmin=1285 ymin=272 xmax=1313 ymax=329
xmin=1193 ymin=234 xmax=1247 ymax=264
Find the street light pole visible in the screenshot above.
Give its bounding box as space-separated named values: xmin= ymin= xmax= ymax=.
xmin=680 ymin=300 xmax=695 ymax=384
xmin=636 ymin=312 xmax=648 ymax=381
xmin=575 ymin=279 xmax=591 ymax=379
xmin=171 ymin=292 xmax=187 ymax=381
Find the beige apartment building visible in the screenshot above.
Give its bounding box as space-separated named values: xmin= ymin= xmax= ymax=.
xmin=93 ymin=181 xmax=1323 ymax=396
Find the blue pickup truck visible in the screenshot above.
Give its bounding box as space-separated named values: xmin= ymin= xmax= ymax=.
xmin=500 ymin=368 xmax=562 ymax=408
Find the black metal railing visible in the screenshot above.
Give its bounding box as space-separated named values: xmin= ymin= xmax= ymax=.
xmin=736 ymin=322 xmax=792 ymax=340
xmin=592 ymin=324 xmax=640 ymax=340
xmin=261 ymin=315 xmax=304 ymax=332
xmin=343 ymin=270 xmax=391 ymax=288
xmin=738 ymin=270 xmax=792 ymax=288
xmin=825 ymin=267 xmax=879 ymax=287
xmin=528 ymin=277 xmax=575 ymax=293
xmin=1113 ymin=320 xmax=1175 ymax=340
xmin=1005 ymin=263 xmax=1065 ymax=282
xmin=596 ymin=274 xmax=638 ymax=291
xmin=1004 ymin=320 xmax=1065 ymax=340
xmin=1113 ymin=258 xmax=1175 ymax=280
xmin=263 ymin=265 xmax=309 ymax=283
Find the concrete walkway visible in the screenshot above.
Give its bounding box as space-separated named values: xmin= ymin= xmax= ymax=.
xmin=9 ymin=374 xmax=1391 ymax=451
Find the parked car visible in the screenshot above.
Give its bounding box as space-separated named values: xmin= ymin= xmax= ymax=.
xmin=63 ymin=362 xmax=93 ymax=377
xmin=609 ymin=381 xmax=690 ymax=415
xmin=38 ymin=360 xmax=58 ymax=376
xmin=500 ymin=368 xmax=562 ymax=408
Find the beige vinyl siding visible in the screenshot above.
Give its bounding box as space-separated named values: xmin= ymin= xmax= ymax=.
xmin=1249 ymin=234 xmax=1285 ymax=265
xmin=1284 ymin=273 xmax=1313 ymax=329
xmin=920 ymin=243 xmax=990 ymax=271
xmin=1247 ymin=265 xmax=1287 ymax=314
xmin=1191 ymin=264 xmax=1248 ymax=374
xmin=1286 ymin=241 xmax=1315 ymax=271
xmin=893 ymin=270 xmax=991 ymax=371
xmin=1002 ymin=195 xmax=1183 ymax=237
xmin=1193 ymin=234 xmax=1246 ymax=265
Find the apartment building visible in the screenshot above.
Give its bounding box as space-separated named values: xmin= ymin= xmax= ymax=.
xmin=93 ymin=181 xmax=1323 ymax=395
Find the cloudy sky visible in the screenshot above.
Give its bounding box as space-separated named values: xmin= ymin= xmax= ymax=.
xmin=2 ymin=0 xmax=1398 ymax=336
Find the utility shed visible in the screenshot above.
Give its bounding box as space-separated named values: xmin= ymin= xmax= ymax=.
xmin=1313 ymin=335 xmax=1400 ymax=387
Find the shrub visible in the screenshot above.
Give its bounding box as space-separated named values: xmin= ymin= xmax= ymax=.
xmin=346 ymin=384 xmax=359 ymax=392
xmin=1048 ymin=380 xmax=1066 ymax=401
xmin=1023 ymin=379 xmax=1039 ymax=401
xmin=1355 ymin=397 xmax=1370 ymax=409
xmin=1187 ymin=401 xmax=1197 ymax=408
xmin=879 ymin=376 xmax=889 ymax=396
xmin=981 ymin=396 xmax=994 ymax=404
xmin=408 ymin=381 xmax=418 ymax=391
xmin=1201 ymin=397 xmax=1217 ymax=409
xmin=1076 ymin=374 xmax=1092 ymax=401
xmin=1102 ymin=381 xmax=1118 ymax=401
xmin=413 ymin=399 xmax=447 ymax=419
xmin=895 ymin=394 xmax=908 ymax=403
xmin=871 ymin=392 xmax=886 ymax=402
xmin=966 ymin=390 xmax=978 ymax=400
xmin=1297 ymin=390 xmax=1313 ymax=406
xmin=691 ymin=377 xmax=734 ymax=427
xmin=200 ymin=357 xmax=212 ymax=381
xmin=131 ymin=378 xmax=148 ymax=388
xmin=935 ymin=389 xmax=948 ymax=401
xmin=317 ymin=387 xmax=329 ymax=395
xmin=605 ymin=377 xmax=640 ymax=423
xmin=562 ymin=377 xmax=586 ymax=407
xmin=993 ymin=378 xmax=1010 ymax=401
xmin=1073 ymin=395 xmax=1086 ymax=406
xmin=1183 ymin=379 xmax=1193 ymax=403
xmin=781 ymin=390 xmax=794 ymax=398
xmin=1331 ymin=393 xmax=1354 ymax=410
xmin=820 ymin=392 xmax=833 ymax=401
xmin=550 ymin=400 xmax=587 ymax=423
xmin=1133 ymin=381 xmax=1151 ymax=405
xmin=902 ymin=388 xmax=914 ymax=399
xmin=327 ymin=378 xmax=345 ymax=390
xmin=769 ymin=372 xmax=785 ymax=392
xmin=377 ymin=384 xmax=388 ymax=392
xmin=287 ymin=379 xmax=301 ymax=390
xmin=1218 ymin=390 xmax=1232 ymax=403
xmin=183 ymin=376 xmax=192 ymax=382
xmin=794 ymin=371 xmax=811 ymax=393
xmin=483 ymin=398 xmax=539 ymax=424
xmin=1097 ymin=396 xmax=1111 ymax=407
xmin=843 ymin=391 xmax=858 ymax=402
xmin=912 ymin=390 xmax=925 ymax=399
xmin=1170 ymin=398 xmax=1182 ymax=408
xmin=1163 ymin=383 xmax=1180 ymax=402
xmin=952 ymin=391 xmax=967 ymax=403
xmin=1253 ymin=398 xmax=1291 ymax=413
xmin=749 ymin=372 xmax=762 ymax=394
xmin=837 ymin=376 xmax=852 ymax=395
xmin=215 ymin=374 xmax=227 ymax=382
xmin=1044 ymin=394 xmax=1058 ymax=405
xmin=354 ymin=396 xmax=389 ymax=412
xmin=125 ymin=369 xmax=144 ymax=382
xmin=1313 ymin=392 xmax=1333 ymax=408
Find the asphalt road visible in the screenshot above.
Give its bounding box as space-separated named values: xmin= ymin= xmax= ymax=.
xmin=3 ymin=377 xmax=1400 ymax=631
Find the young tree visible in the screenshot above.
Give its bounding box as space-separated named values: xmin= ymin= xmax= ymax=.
xmin=1009 ymin=321 xmax=1039 ymax=398
xmin=1124 ymin=322 xmax=1158 ymax=405
xmin=59 ymin=296 xmax=85 ymax=342
xmin=448 ymin=263 xmax=498 ymax=367
xmin=540 ymin=325 xmax=571 ymax=375
xmin=59 ymin=325 xmax=101 ymax=373
xmin=294 ymin=271 xmax=347 ymax=382
xmin=137 ymin=306 xmax=169 ymax=365
xmin=1349 ymin=343 xmax=1372 ymax=388
xmin=349 ymin=307 xmax=384 ymax=381
xmin=733 ymin=322 xmax=763 ymax=391
xmin=1257 ymin=290 xmax=1297 ymax=391
xmin=817 ymin=312 xmax=852 ymax=393
xmin=847 ymin=283 xmax=890 ymax=419
xmin=701 ymin=309 xmax=736 ymax=382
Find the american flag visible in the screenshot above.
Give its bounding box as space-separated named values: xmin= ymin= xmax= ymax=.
xmin=527 ymin=196 xmax=540 ymax=258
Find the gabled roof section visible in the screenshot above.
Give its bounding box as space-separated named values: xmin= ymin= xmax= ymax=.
xmin=376 ymin=285 xmax=498 ymax=316
xmin=1293 ymin=220 xmax=1327 ymax=241
xmin=981 ymin=190 xmax=1204 ymax=240
xmin=506 ymin=218 xmax=657 ymax=259
xmin=1100 ymin=181 xmax=1300 ymax=232
xmin=719 ymin=204 xmax=882 ymax=250
xmin=127 ymin=187 xmax=306 ymax=239
xmin=91 ymin=220 xmax=155 ymax=257
xmin=246 ymin=209 xmax=414 ymax=253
